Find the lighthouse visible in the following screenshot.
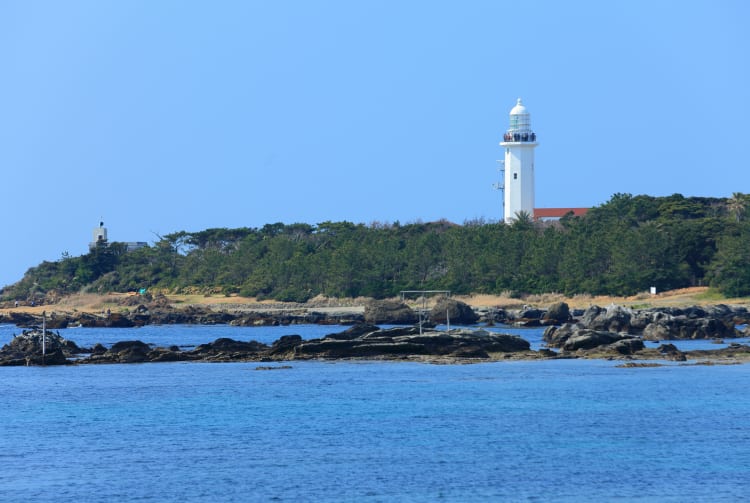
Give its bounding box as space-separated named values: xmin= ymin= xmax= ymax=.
xmin=500 ymin=98 xmax=538 ymax=223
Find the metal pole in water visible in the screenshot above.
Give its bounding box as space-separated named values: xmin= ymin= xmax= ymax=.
xmin=42 ymin=310 xmax=46 ymax=365
xmin=447 ymin=310 xmax=450 ymax=332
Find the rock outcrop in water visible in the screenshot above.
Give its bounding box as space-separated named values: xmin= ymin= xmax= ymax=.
xmin=3 ymin=299 xmax=750 ymax=365
xmin=3 ymin=320 xmax=750 ymax=366
xmin=74 ymin=325 xmax=533 ymax=364
xmin=1 ymin=324 xmax=535 ymax=365
xmin=363 ymin=300 xmax=418 ymax=324
xmin=293 ymin=326 xmax=530 ymax=359
xmin=602 ymin=305 xmax=740 ymax=338
xmin=543 ymin=304 xmax=746 ymax=345
xmin=0 ymin=329 xmax=81 ymax=366
xmin=543 ymin=324 xmax=645 ymax=355
xmin=429 ymin=298 xmax=479 ymax=325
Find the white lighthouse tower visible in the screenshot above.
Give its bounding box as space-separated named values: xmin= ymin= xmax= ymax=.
xmin=500 ymin=98 xmax=538 ymax=223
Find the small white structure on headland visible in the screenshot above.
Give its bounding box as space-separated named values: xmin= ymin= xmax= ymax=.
xmin=90 ymin=220 xmax=108 ymax=249
xmin=89 ymin=220 xmax=147 ymax=252
xmin=500 ymin=98 xmax=538 ymax=223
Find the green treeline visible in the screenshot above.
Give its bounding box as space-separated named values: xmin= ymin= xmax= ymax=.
xmin=5 ymin=193 xmax=750 ymax=302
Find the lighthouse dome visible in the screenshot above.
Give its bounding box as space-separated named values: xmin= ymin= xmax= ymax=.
xmin=510 ymin=98 xmax=528 ymax=116
xmin=507 ymin=98 xmax=532 ymax=133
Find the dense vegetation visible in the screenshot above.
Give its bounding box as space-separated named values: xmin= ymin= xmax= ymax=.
xmin=4 ymin=193 xmax=749 ymax=302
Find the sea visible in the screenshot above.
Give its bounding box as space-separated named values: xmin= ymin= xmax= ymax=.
xmin=1 ymin=323 xmax=749 ymax=502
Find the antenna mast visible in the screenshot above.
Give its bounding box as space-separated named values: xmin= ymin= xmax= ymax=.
xmin=492 ymin=159 xmax=505 ymax=222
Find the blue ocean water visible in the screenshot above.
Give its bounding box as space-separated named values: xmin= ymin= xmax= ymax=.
xmin=1 ymin=325 xmax=750 ymax=502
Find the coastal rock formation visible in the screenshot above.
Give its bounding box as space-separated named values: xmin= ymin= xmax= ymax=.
xmin=84 ymin=340 xmax=154 ymax=363
xmin=73 ymin=324 xmax=532 ymax=364
xmin=429 ymin=298 xmax=479 ymax=325
xmin=642 ymin=316 xmax=736 ymax=341
xmin=573 ymin=304 xmax=741 ymax=340
xmin=364 ymin=300 xmax=418 ymax=324
xmin=580 ymin=304 xmax=632 ymax=332
xmin=500 ymin=306 xmax=545 ymax=327
xmin=0 ymin=329 xmax=82 ymax=366
xmin=294 ymin=325 xmax=530 ymax=360
xmin=2 ymin=311 xmax=41 ymax=328
xmin=81 ymin=337 xmax=273 ymax=364
xmin=655 ymin=343 xmax=687 ymax=362
xmin=542 ymin=323 xmax=579 ymax=347
xmin=5 ymin=322 xmax=750 ymax=366
xmin=268 ymin=334 xmax=304 ymax=357
xmin=543 ymin=302 xmax=571 ymax=324
xmin=191 ymin=338 xmax=270 ymax=361
xmin=543 ymin=323 xmax=644 ymax=355
xmin=323 ymin=324 xmax=381 ymax=340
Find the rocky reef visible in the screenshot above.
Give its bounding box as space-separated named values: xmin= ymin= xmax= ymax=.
xmin=0 ymin=329 xmax=82 ymax=366
xmin=0 ymin=324 xmax=533 ymax=366
xmin=2 ymin=300 xmax=749 ymax=366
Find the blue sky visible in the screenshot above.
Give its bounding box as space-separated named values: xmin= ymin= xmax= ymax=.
xmin=1 ymin=1 xmax=748 ymax=288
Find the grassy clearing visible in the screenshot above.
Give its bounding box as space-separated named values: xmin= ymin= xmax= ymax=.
xmin=2 ymin=287 xmax=748 ymax=316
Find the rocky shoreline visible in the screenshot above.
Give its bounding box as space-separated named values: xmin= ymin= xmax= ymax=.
xmin=2 ymin=300 xmax=749 ymax=367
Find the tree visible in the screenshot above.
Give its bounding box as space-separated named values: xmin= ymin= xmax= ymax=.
xmin=726 ymin=192 xmax=747 ymax=222
xmin=708 ymin=224 xmax=750 ymax=297
xmin=511 ymin=210 xmax=534 ymax=229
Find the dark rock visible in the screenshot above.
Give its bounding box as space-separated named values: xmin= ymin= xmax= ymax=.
xmin=0 ymin=329 xmax=81 ymax=366
xmin=294 ymin=327 xmax=529 ymax=359
xmin=23 ymin=349 xmax=69 ymax=366
xmin=450 ymin=346 xmax=490 ymax=358
xmin=572 ymin=304 xmax=743 ymax=342
xmin=657 ymin=343 xmax=687 ymax=362
xmin=295 ymin=339 xmax=424 ymax=358
xmin=543 ymin=323 xmax=583 ymax=348
xmin=5 ymin=312 xmax=38 ymax=328
xmin=429 ymin=298 xmax=479 ymax=325
xmin=643 ymin=316 xmax=736 ymax=340
xmin=480 ymin=333 xmax=532 ymax=353
xmin=187 ymin=338 xmax=270 ymax=362
xmin=324 ymin=323 xmax=380 ymax=340
xmin=518 ymin=308 xmax=544 ymax=320
xmin=545 ymin=322 xmax=643 ymax=353
xmin=580 ymin=306 xmax=605 ymax=327
xmin=268 ymin=335 xmax=303 ymax=355
xmin=562 ymin=330 xmax=630 ymax=351
xmin=682 ymin=306 xmax=707 ymax=319
xmin=607 ymin=338 xmax=645 ymax=355
xmin=104 ymin=313 xmax=136 ymax=328
xmin=705 ymin=304 xmax=734 ymax=321
xmin=193 ymin=338 xmax=268 ymax=354
xmin=107 ymin=340 xmax=152 ymax=363
xmin=91 ymin=343 xmax=107 ymax=355
xmin=362 ymin=326 xmax=421 ymax=339
xmin=544 ymin=302 xmax=571 ymax=324
xmin=604 ymin=305 xmax=633 ymax=332
xmin=537 ymin=348 xmax=558 ymax=358
xmin=364 ymin=300 xmax=418 ymax=324
xmin=110 ymin=340 xmax=151 ymax=353
xmin=44 ymin=316 xmax=69 ymax=329
xmin=147 ymin=348 xmax=188 ymax=362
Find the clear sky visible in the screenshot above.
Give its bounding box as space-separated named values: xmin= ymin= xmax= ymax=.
xmin=1 ymin=1 xmax=748 ymax=288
